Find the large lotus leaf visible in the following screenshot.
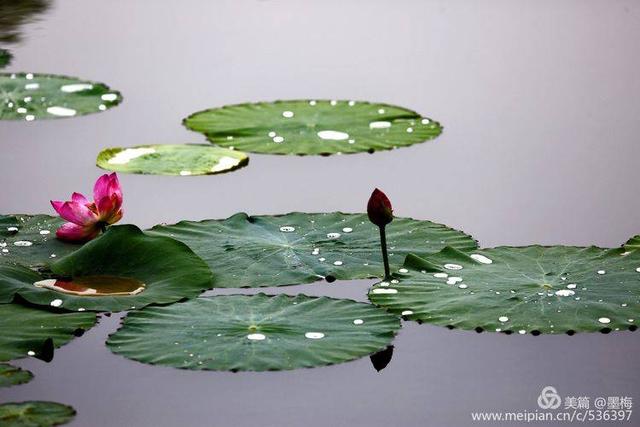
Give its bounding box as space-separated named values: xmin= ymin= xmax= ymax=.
xmin=368 ymin=245 xmax=640 ymax=334
xmin=0 ymin=214 xmax=81 ymax=268
xmin=0 ymin=401 xmax=75 ymax=426
xmin=0 ymin=73 xmax=122 ymax=121
xmin=0 ymin=304 xmax=95 ymax=362
xmin=183 ymin=100 xmax=442 ymax=155
xmin=2 ymin=225 xmax=213 ymax=312
xmin=108 ymin=293 xmax=401 ymax=371
xmin=96 ymin=144 xmax=249 ymax=176
xmin=0 ymin=49 xmax=10 ymax=69
xmin=0 ymin=364 xmax=33 ymax=388
xmin=148 ymin=212 xmax=477 ymax=288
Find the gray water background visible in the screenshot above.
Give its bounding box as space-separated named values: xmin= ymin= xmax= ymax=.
xmin=1 ymin=1 xmax=639 ymax=426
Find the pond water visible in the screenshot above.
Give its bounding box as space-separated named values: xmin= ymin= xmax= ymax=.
xmin=1 ymin=1 xmax=639 ymax=426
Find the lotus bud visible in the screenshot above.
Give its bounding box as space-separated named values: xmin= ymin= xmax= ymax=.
xmin=367 ymin=188 xmax=393 ymax=227
xmin=367 ymin=188 xmax=393 ymax=280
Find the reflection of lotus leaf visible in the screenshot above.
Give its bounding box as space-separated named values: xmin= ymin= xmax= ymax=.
xmin=0 ymin=0 xmax=51 ymax=43
xmin=0 ymin=49 xmax=10 ymax=69
xmin=108 ymin=293 xmax=402 ymax=371
xmin=369 ymin=243 xmax=640 ymax=334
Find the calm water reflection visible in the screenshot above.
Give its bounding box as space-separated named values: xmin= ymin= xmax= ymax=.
xmin=369 ymin=345 xmax=394 ymax=372
xmin=0 ymin=0 xmax=51 ymax=44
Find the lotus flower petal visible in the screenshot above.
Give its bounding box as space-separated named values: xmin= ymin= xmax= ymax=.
xmin=50 ymin=200 xmax=65 ymax=215
xmin=94 ymin=173 xmax=121 ymax=204
xmin=71 ymin=192 xmax=90 ymax=205
xmin=55 ymin=222 xmax=100 ymax=242
xmin=96 ymin=194 xmax=123 ymax=224
xmin=58 ymin=201 xmax=98 ymax=226
xmin=108 ymin=173 xmax=123 ymax=205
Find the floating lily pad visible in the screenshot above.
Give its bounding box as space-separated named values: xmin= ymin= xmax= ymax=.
xmin=0 ymin=215 xmax=81 ymax=269
xmin=0 ymin=304 xmax=95 ymax=362
xmin=148 ymin=212 xmax=476 ymax=288
xmin=108 ymin=293 xmax=401 ymax=371
xmin=1 ymin=225 xmax=213 ymax=312
xmin=0 ymin=364 xmax=33 ymax=388
xmin=0 ymin=49 xmax=10 ymax=69
xmin=368 ymin=245 xmax=640 ymax=334
xmin=183 ymin=100 xmax=442 ymax=155
xmin=0 ymin=73 xmax=122 ymax=121
xmin=96 ymin=144 xmax=249 ymax=176
xmin=0 ymin=401 xmax=75 ymax=426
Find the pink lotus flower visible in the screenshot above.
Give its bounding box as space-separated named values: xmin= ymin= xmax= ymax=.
xmin=51 ymin=173 xmax=123 ymax=242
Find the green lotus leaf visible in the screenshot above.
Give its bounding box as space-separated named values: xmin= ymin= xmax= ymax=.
xmin=0 ymin=215 xmax=20 ymax=236
xmin=0 ymin=215 xmax=81 ymax=269
xmin=0 ymin=49 xmax=10 ymax=69
xmin=0 ymin=264 xmax=42 ymax=303
xmin=0 ymin=304 xmax=95 ymax=362
xmin=624 ymin=235 xmax=640 ymax=252
xmin=108 ymin=293 xmax=401 ymax=371
xmin=0 ymin=364 xmax=33 ymax=388
xmin=0 ymin=73 xmax=122 ymax=121
xmin=148 ymin=212 xmax=477 ymax=288
xmin=96 ymin=144 xmax=249 ymax=176
xmin=1 ymin=225 xmax=213 ymax=312
xmin=183 ymin=100 xmax=442 ymax=155
xmin=368 ymin=245 xmax=640 ymax=334
xmin=0 ymin=401 xmax=75 ymax=426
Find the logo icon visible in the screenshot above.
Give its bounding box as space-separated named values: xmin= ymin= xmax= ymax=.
xmin=537 ymin=386 xmax=562 ymax=409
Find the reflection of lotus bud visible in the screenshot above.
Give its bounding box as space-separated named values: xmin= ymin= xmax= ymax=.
xmin=367 ymin=188 xmax=393 ymax=227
